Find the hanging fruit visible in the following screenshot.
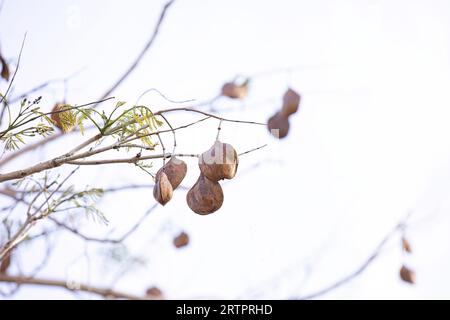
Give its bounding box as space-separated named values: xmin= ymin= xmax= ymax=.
xmin=221 ymin=79 xmax=249 ymax=99
xmin=267 ymin=112 xmax=290 ymax=139
xmin=0 ymin=250 xmax=11 ymax=274
xmin=145 ymin=286 xmax=164 ymax=300
xmin=399 ymin=265 xmax=416 ymax=284
xmin=186 ymin=174 xmax=224 ymax=215
xmin=153 ymin=172 xmax=173 ymax=206
xmin=402 ymin=238 xmax=412 ymax=253
xmin=198 ymin=141 xmax=238 ymax=181
xmin=51 ymin=103 xmax=76 ymax=133
xmin=156 ymin=157 xmax=187 ymax=189
xmin=0 ymin=54 xmax=9 ymax=81
xmin=281 ymin=88 xmax=301 ymax=117
xmin=173 ymin=232 xmax=190 ymax=248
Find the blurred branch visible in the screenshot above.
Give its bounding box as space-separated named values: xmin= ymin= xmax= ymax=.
xmin=0 ymin=107 xmax=264 ymax=183
xmin=97 ymin=0 xmax=176 ymax=104
xmin=0 ymin=34 xmax=26 ymax=125
xmin=0 ymin=168 xmax=78 ymax=260
xmin=0 ymin=0 xmax=177 ymax=165
xmin=0 ymin=274 xmax=144 ymax=299
xmin=49 ymin=203 xmax=158 ymax=244
xmin=295 ymin=213 xmax=411 ymax=300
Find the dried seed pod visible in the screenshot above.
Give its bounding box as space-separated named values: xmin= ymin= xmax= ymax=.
xmin=186 ymin=174 xmax=224 ymax=215
xmin=173 ymin=232 xmax=189 ymax=248
xmin=0 ymin=251 xmax=11 ymax=274
xmin=51 ymin=103 xmax=76 ymax=133
xmin=400 ymin=265 xmax=416 ymax=284
xmin=281 ymin=88 xmax=301 ymax=117
xmin=402 ymin=238 xmax=412 ymax=253
xmin=0 ymin=54 xmax=9 ymax=81
xmin=156 ymin=157 xmax=187 ymax=190
xmin=146 ymin=286 xmax=164 ymax=300
xmin=221 ymin=81 xmax=248 ymax=99
xmin=267 ymin=112 xmax=290 ymax=139
xmin=153 ymin=172 xmax=173 ymax=206
xmin=198 ymin=141 xmax=238 ymax=182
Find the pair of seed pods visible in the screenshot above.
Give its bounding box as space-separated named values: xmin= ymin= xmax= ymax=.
xmin=267 ymin=88 xmax=301 ymax=139
xmin=153 ymin=141 xmax=239 ymax=215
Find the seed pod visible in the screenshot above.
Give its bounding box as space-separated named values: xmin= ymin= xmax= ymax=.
xmin=198 ymin=141 xmax=238 ymax=181
xmin=0 ymin=54 xmax=9 ymax=81
xmin=173 ymin=232 xmax=189 ymax=248
xmin=267 ymin=112 xmax=290 ymax=139
xmin=156 ymin=157 xmax=187 ymax=190
xmin=221 ymin=81 xmax=248 ymax=99
xmin=153 ymin=172 xmax=173 ymax=206
xmin=0 ymin=251 xmax=11 ymax=274
xmin=281 ymin=88 xmax=301 ymax=117
xmin=51 ymin=103 xmax=76 ymax=133
xmin=400 ymin=265 xmax=416 ymax=284
xmin=186 ymin=174 xmax=224 ymax=215
xmin=402 ymin=238 xmax=412 ymax=253
xmin=146 ymin=286 xmax=164 ymax=300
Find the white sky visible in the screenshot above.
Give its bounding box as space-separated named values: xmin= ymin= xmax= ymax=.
xmin=1 ymin=0 xmax=450 ymax=299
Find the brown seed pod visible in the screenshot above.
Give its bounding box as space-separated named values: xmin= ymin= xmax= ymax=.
xmin=399 ymin=265 xmax=416 ymax=284
xmin=186 ymin=174 xmax=224 ymax=215
xmin=0 ymin=251 xmax=11 ymax=275
xmin=267 ymin=112 xmax=290 ymax=139
xmin=145 ymin=286 xmax=164 ymax=300
xmin=173 ymin=232 xmax=190 ymax=248
xmin=198 ymin=141 xmax=239 ymax=182
xmin=153 ymin=172 xmax=173 ymax=206
xmin=221 ymin=82 xmax=248 ymax=99
xmin=281 ymin=88 xmax=301 ymax=117
xmin=156 ymin=157 xmax=187 ymax=190
xmin=0 ymin=54 xmax=9 ymax=81
xmin=402 ymin=238 xmax=412 ymax=253
xmin=51 ymin=103 xmax=76 ymax=133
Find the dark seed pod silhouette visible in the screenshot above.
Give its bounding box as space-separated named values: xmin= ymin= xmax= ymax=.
xmin=0 ymin=250 xmax=11 ymax=274
xmin=173 ymin=232 xmax=189 ymax=248
xmin=281 ymin=88 xmax=301 ymax=117
xmin=156 ymin=157 xmax=187 ymax=189
xmin=186 ymin=174 xmax=224 ymax=215
xmin=221 ymin=81 xmax=248 ymax=99
xmin=146 ymin=286 xmax=164 ymax=300
xmin=153 ymin=172 xmax=173 ymax=206
xmin=267 ymin=112 xmax=290 ymax=139
xmin=51 ymin=103 xmax=75 ymax=133
xmin=402 ymin=238 xmax=412 ymax=253
xmin=0 ymin=54 xmax=9 ymax=81
xmin=198 ymin=141 xmax=238 ymax=181
xmin=400 ymin=265 xmax=416 ymax=284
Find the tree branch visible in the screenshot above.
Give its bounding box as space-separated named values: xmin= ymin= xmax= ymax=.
xmin=0 ymin=274 xmax=144 ymax=300
xmin=97 ymin=0 xmax=176 ymax=103
xmin=295 ymin=214 xmax=411 ymax=300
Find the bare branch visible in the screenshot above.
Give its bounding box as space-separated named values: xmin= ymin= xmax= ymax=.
xmin=97 ymin=0 xmax=176 ymax=103
xmin=65 ymin=152 xmax=198 ymax=166
xmin=294 ymin=213 xmax=412 ymax=300
xmin=0 ymin=274 xmax=144 ymax=300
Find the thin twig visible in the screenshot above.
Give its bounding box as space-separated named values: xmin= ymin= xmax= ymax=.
xmin=66 ymin=152 xmax=198 ymax=166
xmin=295 ymin=213 xmax=412 ymax=300
xmin=96 ymin=0 xmax=176 ymax=103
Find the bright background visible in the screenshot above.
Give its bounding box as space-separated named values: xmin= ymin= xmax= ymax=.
xmin=1 ymin=0 xmax=450 ymax=299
